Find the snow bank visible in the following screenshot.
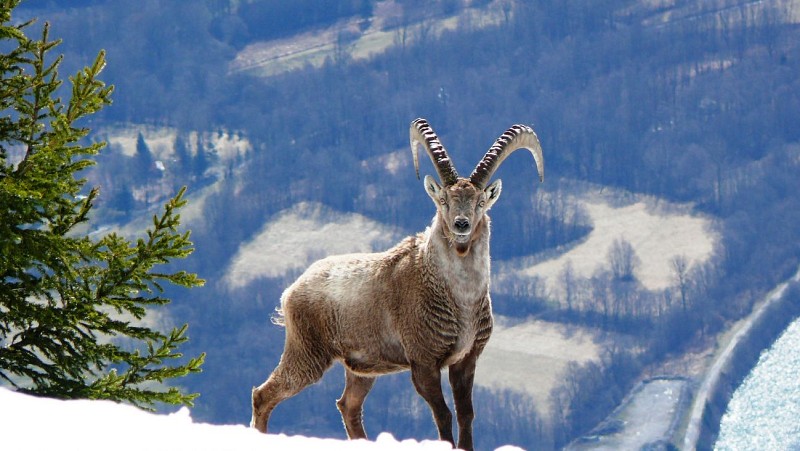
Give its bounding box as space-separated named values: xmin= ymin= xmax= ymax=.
xmin=0 ymin=388 xmax=525 ymax=451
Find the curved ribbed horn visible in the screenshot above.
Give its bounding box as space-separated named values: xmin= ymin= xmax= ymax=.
xmin=469 ymin=124 xmax=544 ymax=189
xmin=409 ymin=118 xmax=459 ymax=186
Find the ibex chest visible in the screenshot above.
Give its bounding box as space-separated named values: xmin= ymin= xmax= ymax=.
xmin=428 ymin=245 xmax=490 ymax=364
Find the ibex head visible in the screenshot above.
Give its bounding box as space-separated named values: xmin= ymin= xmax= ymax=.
xmin=410 ymin=118 xmax=544 ymax=257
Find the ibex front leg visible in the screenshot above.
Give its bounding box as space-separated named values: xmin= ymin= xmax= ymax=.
xmin=449 ymin=354 xmax=479 ymax=451
xmin=337 ymin=369 xmax=376 ymax=439
xmin=410 ymin=362 xmax=455 ymax=446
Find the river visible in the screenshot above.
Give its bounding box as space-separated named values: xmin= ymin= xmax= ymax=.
xmin=715 ymin=317 xmax=800 ymax=450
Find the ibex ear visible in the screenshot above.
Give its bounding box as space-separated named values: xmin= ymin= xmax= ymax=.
xmin=423 ymin=175 xmax=442 ymax=203
xmin=484 ymin=179 xmax=502 ymax=210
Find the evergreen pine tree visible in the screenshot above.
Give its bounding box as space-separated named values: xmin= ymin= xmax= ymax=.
xmin=134 ymin=131 xmax=155 ymax=178
xmin=193 ymin=137 xmax=209 ymax=179
xmin=173 ymin=132 xmax=191 ymax=176
xmin=0 ymin=2 xmax=204 ymax=408
xmin=110 ymin=183 xmax=136 ymax=219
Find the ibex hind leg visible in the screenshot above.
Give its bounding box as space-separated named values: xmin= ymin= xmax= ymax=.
xmin=251 ymin=347 xmax=332 ymax=433
xmin=337 ymin=369 xmax=376 ymax=439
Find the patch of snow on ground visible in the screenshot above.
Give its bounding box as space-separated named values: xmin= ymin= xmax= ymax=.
xmin=99 ymin=125 xmax=251 ymax=162
xmin=203 ymin=129 xmax=252 ymax=162
xmin=360 ymin=149 xmax=408 ymax=176
xmin=103 ymin=125 xmax=177 ymax=159
xmin=225 ymin=202 xmax=401 ymax=288
xmin=1 ymin=387 xmax=522 ymax=451
xmin=520 ymin=196 xmax=715 ymax=296
xmin=475 ymin=317 xmax=601 ymax=416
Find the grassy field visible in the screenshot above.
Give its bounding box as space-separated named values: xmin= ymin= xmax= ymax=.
xmin=476 ymin=317 xmax=603 ymax=419
xmin=517 ymin=189 xmax=716 ymax=299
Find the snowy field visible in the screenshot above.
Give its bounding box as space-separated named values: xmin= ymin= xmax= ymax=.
xmin=90 ymin=124 xmax=252 ymax=237
xmin=225 ymin=202 xmax=401 ymax=288
xmin=476 ymin=318 xmax=601 ymax=416
xmin=507 ymin=190 xmax=716 ymax=303
xmin=99 ymin=124 xmax=251 ymax=163
xmin=1 ymin=388 xmax=527 ymax=451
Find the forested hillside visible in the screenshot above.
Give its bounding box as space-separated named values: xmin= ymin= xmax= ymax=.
xmin=12 ymin=0 xmax=800 ymax=449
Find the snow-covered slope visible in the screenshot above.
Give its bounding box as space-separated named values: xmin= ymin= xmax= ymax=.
xmin=99 ymin=124 xmax=251 ymax=163
xmin=225 ymin=202 xmax=401 ymax=288
xmin=519 ymin=194 xmax=715 ymax=293
xmin=0 ymin=388 xmax=526 ymax=451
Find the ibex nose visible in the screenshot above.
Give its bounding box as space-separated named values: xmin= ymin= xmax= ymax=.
xmin=454 ymin=217 xmax=470 ymax=233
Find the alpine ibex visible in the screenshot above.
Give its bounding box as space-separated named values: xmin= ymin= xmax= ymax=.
xmin=251 ymin=118 xmax=544 ymax=450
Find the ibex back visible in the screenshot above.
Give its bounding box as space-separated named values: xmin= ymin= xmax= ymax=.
xmin=251 ymin=118 xmax=544 ymax=450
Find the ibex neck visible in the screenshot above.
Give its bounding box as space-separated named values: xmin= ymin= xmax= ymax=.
xmin=424 ymin=214 xmax=491 ymax=306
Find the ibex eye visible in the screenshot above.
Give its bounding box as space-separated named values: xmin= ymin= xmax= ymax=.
xmin=478 ymin=201 xmax=486 ymax=208
xmin=439 ymin=198 xmax=447 ymax=205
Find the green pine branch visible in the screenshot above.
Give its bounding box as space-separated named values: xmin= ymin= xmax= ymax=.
xmin=1 ymin=2 xmax=205 ymax=409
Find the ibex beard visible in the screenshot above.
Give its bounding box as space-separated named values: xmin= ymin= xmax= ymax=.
xmin=251 ymin=118 xmax=543 ymax=451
